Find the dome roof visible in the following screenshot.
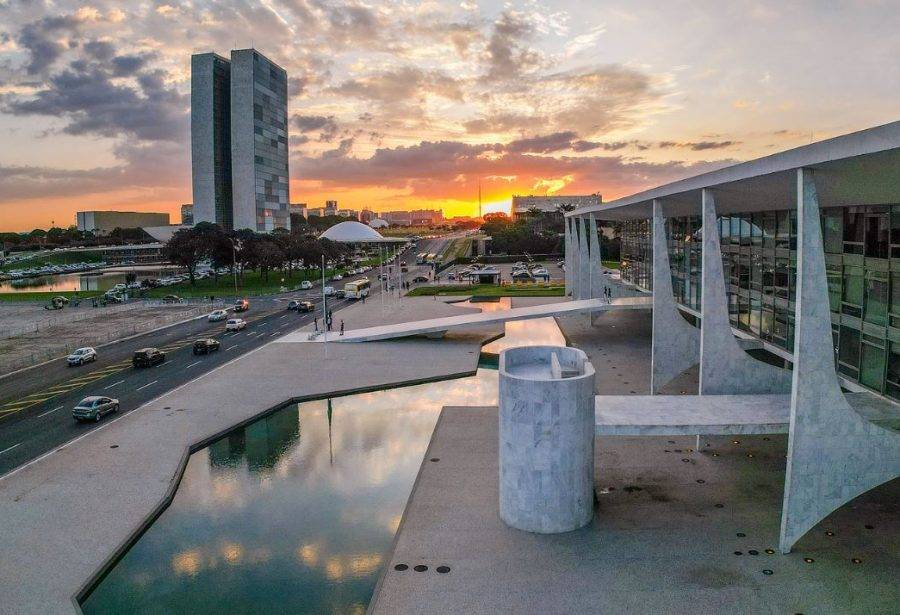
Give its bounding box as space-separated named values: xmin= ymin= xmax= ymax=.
xmin=368 ymin=218 xmax=389 ymax=228
xmin=319 ymin=220 xmax=386 ymax=242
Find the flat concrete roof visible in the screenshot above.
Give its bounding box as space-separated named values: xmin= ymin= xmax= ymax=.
xmin=569 ymin=121 xmax=900 ymax=220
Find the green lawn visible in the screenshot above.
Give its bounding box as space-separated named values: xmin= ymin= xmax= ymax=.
xmin=407 ymin=283 xmax=565 ymax=297
xmin=1 ymin=250 xmax=105 ymax=272
xmin=0 ymin=290 xmax=99 ymax=303
xmin=602 ymin=260 xmax=620 ymax=269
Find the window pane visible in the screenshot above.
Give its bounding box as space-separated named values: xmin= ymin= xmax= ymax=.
xmin=822 ymin=209 xmax=843 ymax=254
xmin=838 ymin=326 xmax=861 ymax=374
xmin=864 ymin=271 xmax=888 ymax=326
xmin=859 ymin=343 xmax=886 ymax=391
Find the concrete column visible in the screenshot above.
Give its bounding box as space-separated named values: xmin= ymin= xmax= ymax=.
xmin=564 ymin=217 xmax=573 ymax=296
xmin=499 ymin=345 xmax=596 ymax=534
xmin=588 ymin=215 xmax=601 ymax=299
xmin=699 ymin=189 xmax=792 ymax=395
xmin=779 ymin=168 xmax=899 ymax=553
xmin=577 ymin=217 xmax=590 ymax=300
xmin=570 ymin=217 xmax=580 ymax=298
xmin=651 ymin=200 xmax=700 ymax=393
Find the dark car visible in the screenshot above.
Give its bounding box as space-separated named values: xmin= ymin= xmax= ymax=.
xmin=192 ymin=338 xmax=220 ymax=355
xmin=412 ymin=275 xmax=429 ymax=283
xmin=233 ymin=299 xmax=250 ymax=312
xmin=133 ymin=347 xmax=166 ymax=368
xmin=163 ymin=294 xmax=183 ymax=303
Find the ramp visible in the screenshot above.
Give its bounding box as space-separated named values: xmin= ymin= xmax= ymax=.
xmin=278 ymin=296 xmax=652 ymax=343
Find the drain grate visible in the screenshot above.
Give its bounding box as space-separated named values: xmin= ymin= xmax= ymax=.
xmin=734 ymin=551 xmax=743 ymax=556
xmin=436 ymin=566 xmax=451 ymax=573
xmin=430 ymin=458 xmax=440 ymax=462
xmin=110 ymin=445 xmax=119 ymax=449
xmin=765 ymin=549 xmax=775 ymax=554
xmin=394 ymin=564 xmax=408 ymax=571
xmin=762 ymin=569 xmax=773 ymax=575
xmin=803 ymin=557 xmax=814 ymax=564
xmin=696 ymin=479 xmax=706 ymax=484
xmin=414 ymin=565 xmax=428 ymax=572
xmin=714 ymin=503 xmax=724 ymax=508
xmin=736 ymin=532 xmax=746 ymax=537
xmin=748 ymin=550 xmax=759 ymax=556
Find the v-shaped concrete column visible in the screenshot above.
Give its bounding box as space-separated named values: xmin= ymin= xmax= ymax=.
xmin=779 ymin=168 xmax=900 ymax=553
xmin=577 ymin=217 xmax=591 ymax=300
xmin=699 ymin=189 xmax=792 ymax=395
xmin=651 ymin=200 xmax=700 ymax=393
xmin=564 ymin=217 xmax=573 ymax=296
xmin=588 ymin=215 xmax=602 ymax=299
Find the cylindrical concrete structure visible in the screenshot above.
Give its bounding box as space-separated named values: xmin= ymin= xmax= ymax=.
xmin=499 ymin=345 xmax=596 ymax=533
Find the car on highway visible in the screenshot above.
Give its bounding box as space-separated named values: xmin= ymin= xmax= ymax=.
xmin=297 ymin=300 xmax=315 ymax=312
xmin=66 ymin=347 xmax=97 ymax=366
xmin=332 ymin=274 xmax=343 ymax=281
xmin=233 ymin=298 xmax=250 ymax=312
xmin=208 ymin=309 xmax=228 ymax=322
xmin=412 ymin=275 xmax=429 ymax=283
xmin=133 ymin=347 xmax=165 ymax=368
xmin=226 ymin=318 xmax=247 ymax=331
xmin=323 ymin=286 xmax=335 ymax=296
xmin=299 ymin=280 xmax=313 ymax=290
xmin=72 ymin=396 xmax=119 ymax=422
xmin=162 ymin=295 xmax=183 ymax=303
xmin=193 ymin=338 xmax=220 ymax=355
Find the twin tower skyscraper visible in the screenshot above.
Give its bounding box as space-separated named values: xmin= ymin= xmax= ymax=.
xmin=191 ymin=49 xmax=291 ymax=233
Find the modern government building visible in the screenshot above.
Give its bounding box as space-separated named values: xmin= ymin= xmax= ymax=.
xmin=564 ymin=121 xmax=899 ymax=553
xmin=191 ymin=49 xmax=291 ymax=233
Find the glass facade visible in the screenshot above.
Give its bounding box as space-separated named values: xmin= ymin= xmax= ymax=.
xmin=618 ymin=204 xmax=900 ymax=400
xmin=211 ymin=56 xmax=233 ymax=231
xmin=250 ymin=53 xmax=290 ymax=232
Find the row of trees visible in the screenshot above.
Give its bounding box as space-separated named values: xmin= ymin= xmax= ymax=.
xmin=480 ymin=210 xmax=621 ymax=260
xmin=1 ymin=226 xmax=153 ymax=252
xmin=165 ymin=223 xmax=350 ymax=285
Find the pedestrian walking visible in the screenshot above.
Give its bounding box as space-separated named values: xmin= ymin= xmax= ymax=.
xmin=340 ymin=320 xmax=344 ymax=336
xmin=314 ymin=316 xmax=318 ymax=332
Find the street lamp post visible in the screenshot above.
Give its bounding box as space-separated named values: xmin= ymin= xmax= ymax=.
xmin=230 ymin=238 xmax=243 ymax=298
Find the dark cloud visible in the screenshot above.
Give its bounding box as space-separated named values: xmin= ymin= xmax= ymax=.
xmin=293 ymin=114 xmax=336 ymax=132
xmin=111 ymin=53 xmax=155 ymax=77
xmin=571 ymin=140 xmax=637 ymax=152
xmin=657 ymin=140 xmax=738 ymax=151
xmin=17 ymin=15 xmax=81 ymax=75
xmin=83 ymin=40 xmax=116 ymax=61
xmin=295 ymin=138 xmax=734 ymax=199
xmin=484 ymin=10 xmax=541 ymax=81
xmin=505 ymin=132 xmax=578 ymax=154
xmin=3 ymin=61 xmax=187 ymax=142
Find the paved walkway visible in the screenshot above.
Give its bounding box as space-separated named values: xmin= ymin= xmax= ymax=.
xmin=280 ymin=296 xmax=652 ymax=343
xmin=0 ymin=297 xmax=500 ymax=614
xmin=371 ymin=405 xmax=899 ymax=615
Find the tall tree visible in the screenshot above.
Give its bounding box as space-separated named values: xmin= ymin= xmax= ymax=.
xmin=164 ymin=228 xmax=207 ymax=284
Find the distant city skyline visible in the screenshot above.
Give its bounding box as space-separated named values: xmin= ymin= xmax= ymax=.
xmin=1 ymin=1 xmax=899 ymax=231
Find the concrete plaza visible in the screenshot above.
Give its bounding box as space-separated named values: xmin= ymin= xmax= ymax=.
xmin=370 ymin=309 xmax=899 ymax=615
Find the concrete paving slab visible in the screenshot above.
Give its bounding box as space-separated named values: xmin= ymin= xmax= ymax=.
xmin=371 ymin=406 xmax=898 ymax=615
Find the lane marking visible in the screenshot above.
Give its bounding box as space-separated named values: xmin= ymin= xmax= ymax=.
xmin=135 ymin=380 xmax=158 ymax=391
xmin=225 ymin=344 xmax=241 ymax=351
xmin=279 ymin=314 xmax=288 ymax=320
xmin=270 ymin=332 xmax=279 ymax=337
xmin=37 ymin=406 xmax=62 ymax=418
xmin=104 ymin=380 xmax=124 ymax=390
xmin=186 ymin=361 xmax=201 ymax=368
xmin=0 ymin=443 xmax=21 ymax=455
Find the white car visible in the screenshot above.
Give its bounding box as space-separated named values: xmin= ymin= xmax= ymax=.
xmin=208 ymin=309 xmax=228 ymax=322
xmin=323 ymin=286 xmax=335 ymax=296
xmin=67 ymin=347 xmax=97 ymax=366
xmin=332 ymin=274 xmax=343 ymax=281
xmin=226 ymin=318 xmax=247 ymax=331
xmin=299 ymin=281 xmax=313 ymax=290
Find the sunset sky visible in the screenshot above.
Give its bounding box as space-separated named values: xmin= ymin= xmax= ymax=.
xmin=0 ymin=1 xmax=898 ymax=231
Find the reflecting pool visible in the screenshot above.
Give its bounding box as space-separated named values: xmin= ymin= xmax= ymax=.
xmin=82 ymin=303 xmax=561 ymax=614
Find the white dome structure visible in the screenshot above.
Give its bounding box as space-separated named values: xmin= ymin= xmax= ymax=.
xmin=319 ymin=220 xmax=386 ymax=243
xmin=368 ymin=218 xmax=389 ymax=229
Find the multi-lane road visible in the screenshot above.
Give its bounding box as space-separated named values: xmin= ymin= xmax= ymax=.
xmin=0 ymin=236 xmax=453 ymax=476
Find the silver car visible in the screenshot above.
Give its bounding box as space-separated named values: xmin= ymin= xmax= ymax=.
xmin=72 ymin=396 xmax=119 ymax=422
xmin=67 ymin=347 xmax=97 ymax=366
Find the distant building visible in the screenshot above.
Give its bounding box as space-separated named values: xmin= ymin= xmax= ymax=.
xmin=359 ymin=209 xmax=375 ymax=224
xmin=306 ymin=207 xmax=324 ymax=217
xmin=381 ymin=209 xmax=443 ymax=226
xmin=289 ymin=203 xmax=308 ymax=218
xmin=324 ymin=200 xmax=338 ymax=216
xmin=76 ymin=211 xmax=170 ymax=235
xmin=191 ymin=48 xmax=290 ymax=233
xmin=181 ymin=203 xmax=194 ymax=225
xmin=337 ymin=209 xmax=358 ymax=218
xmin=511 ymin=194 xmax=601 ymax=219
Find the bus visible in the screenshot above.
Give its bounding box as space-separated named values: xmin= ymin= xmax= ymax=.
xmin=416 ymin=252 xmax=428 ymax=265
xmin=426 ymin=253 xmax=438 ymax=265
xmin=344 ymin=278 xmax=371 ymax=299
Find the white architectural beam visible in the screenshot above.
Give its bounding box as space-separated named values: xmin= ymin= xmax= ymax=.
xmin=651 ymin=200 xmax=700 ymax=393
xmin=778 ymin=168 xmax=900 ymax=553
xmin=699 ymin=189 xmax=792 ymax=395
xmin=564 ymin=217 xmax=573 ymax=296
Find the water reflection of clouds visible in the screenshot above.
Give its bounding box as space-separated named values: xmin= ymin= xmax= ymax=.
xmin=87 ymin=305 xmax=565 ymax=613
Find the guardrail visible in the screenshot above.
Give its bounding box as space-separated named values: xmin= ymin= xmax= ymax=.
xmin=0 ymin=302 xmax=226 ymax=375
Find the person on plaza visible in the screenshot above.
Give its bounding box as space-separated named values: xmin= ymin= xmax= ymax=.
xmin=314 ymin=316 xmax=318 ymax=332
xmin=340 ymin=320 xmax=345 ymax=336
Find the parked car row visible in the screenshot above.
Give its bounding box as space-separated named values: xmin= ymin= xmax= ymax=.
xmin=2 ymin=260 xmax=108 ymax=281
